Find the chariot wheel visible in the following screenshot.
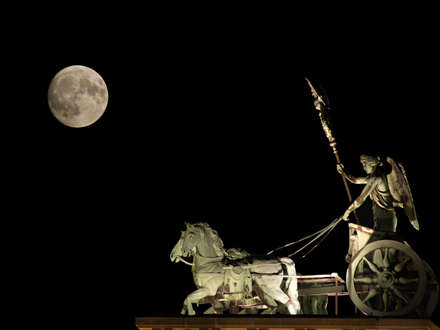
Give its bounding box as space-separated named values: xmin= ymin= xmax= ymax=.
xmin=416 ymin=261 xmax=439 ymax=318
xmin=346 ymin=240 xmax=427 ymax=316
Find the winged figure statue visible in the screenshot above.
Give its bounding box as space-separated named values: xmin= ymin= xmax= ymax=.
xmin=337 ymin=155 xmax=419 ymax=232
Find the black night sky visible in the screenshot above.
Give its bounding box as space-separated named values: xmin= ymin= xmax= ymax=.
xmin=6 ymin=5 xmax=439 ymax=329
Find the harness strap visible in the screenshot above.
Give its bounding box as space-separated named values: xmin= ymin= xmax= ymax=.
xmin=280 ymin=262 xmax=288 ymax=291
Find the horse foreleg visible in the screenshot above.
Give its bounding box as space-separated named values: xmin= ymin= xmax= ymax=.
xmin=181 ymin=287 xmax=211 ymax=315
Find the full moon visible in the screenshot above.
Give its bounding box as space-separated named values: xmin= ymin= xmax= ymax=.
xmin=48 ymin=65 xmax=109 ymax=128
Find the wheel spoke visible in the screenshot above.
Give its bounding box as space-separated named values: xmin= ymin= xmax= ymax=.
xmin=394 ymin=257 xmax=409 ymax=273
xmin=373 ymin=249 xmax=384 ymax=268
xmin=362 ymin=287 xmax=378 ymax=303
xmin=383 ymin=248 xmax=390 ymax=269
xmin=363 ymin=257 xmax=380 ymax=273
xmin=382 ymin=291 xmax=388 ymax=312
xmin=391 ymin=286 xmax=409 ymax=304
xmin=354 ymin=276 xmax=378 ymax=284
xmin=388 ymin=248 xmax=397 ymax=269
xmin=398 ymin=277 xmax=418 ymax=284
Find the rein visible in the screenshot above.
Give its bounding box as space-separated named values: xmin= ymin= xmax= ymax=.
xmin=176 ymin=256 xmax=194 ymax=266
xmin=267 ymin=217 xmax=343 ymax=259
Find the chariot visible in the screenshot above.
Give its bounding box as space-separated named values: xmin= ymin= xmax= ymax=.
xmin=341 ymin=222 xmax=439 ymax=317
xmin=297 ymin=222 xmax=439 ymax=317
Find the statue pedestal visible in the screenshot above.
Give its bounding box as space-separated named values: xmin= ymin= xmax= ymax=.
xmin=135 ymin=316 xmax=439 ymax=330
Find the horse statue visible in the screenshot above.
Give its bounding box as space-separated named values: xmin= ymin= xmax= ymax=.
xmin=170 ymin=222 xmax=301 ymax=315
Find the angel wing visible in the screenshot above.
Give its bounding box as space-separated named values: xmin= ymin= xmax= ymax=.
xmin=386 ymin=157 xmax=420 ymax=230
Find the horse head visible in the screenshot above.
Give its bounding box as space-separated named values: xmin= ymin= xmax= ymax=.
xmin=170 ymin=223 xmax=203 ymax=263
xmin=171 ymin=222 xmax=225 ymax=264
xmin=181 ymin=222 xmax=202 ymax=257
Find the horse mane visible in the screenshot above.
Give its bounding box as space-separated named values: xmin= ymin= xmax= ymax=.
xmin=193 ymin=222 xmax=225 ymax=256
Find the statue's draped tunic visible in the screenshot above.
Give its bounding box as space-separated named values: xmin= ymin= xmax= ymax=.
xmin=347 ymin=174 xmax=397 ymax=232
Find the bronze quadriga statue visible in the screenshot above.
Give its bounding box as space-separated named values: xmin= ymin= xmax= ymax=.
xmin=167 ymin=79 xmax=439 ymax=317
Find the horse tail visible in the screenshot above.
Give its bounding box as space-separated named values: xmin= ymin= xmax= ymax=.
xmin=279 ymin=257 xmax=301 ymax=314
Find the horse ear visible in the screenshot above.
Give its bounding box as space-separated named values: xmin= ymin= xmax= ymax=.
xmin=185 ymin=222 xmax=190 ymax=229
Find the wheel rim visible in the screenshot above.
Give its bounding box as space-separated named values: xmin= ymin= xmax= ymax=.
xmin=346 ymin=240 xmax=427 ymax=316
xmin=417 ymin=261 xmax=439 ymax=318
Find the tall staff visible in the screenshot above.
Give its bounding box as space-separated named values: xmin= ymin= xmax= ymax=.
xmin=305 ymin=78 xmax=360 ymax=224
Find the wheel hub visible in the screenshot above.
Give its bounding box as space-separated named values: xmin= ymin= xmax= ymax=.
xmin=377 ymin=271 xmax=395 ymax=288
